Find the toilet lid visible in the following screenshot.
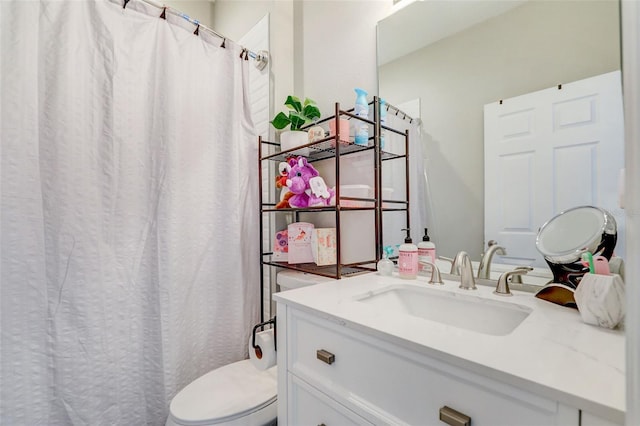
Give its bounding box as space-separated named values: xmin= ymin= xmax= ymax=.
xmin=169 ymin=359 xmax=277 ymax=425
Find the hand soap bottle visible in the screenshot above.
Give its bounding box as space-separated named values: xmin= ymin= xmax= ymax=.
xmin=418 ymin=228 xmax=436 ymax=273
xmin=398 ymin=229 xmax=418 ymax=280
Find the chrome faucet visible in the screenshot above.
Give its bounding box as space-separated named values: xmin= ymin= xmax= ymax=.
xmin=494 ymin=266 xmax=533 ymax=296
xmin=418 ymin=259 xmax=444 ymax=285
xmin=455 ymin=251 xmax=477 ymax=290
xmin=477 ymin=240 xmax=506 ymax=279
xmin=447 ymin=251 xmax=469 ymax=276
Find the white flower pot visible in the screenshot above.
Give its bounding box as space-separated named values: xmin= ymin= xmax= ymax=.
xmin=280 ymin=130 xmax=310 ymax=157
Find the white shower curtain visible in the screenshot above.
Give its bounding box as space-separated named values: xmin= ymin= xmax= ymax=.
xmin=0 ymin=1 xmax=260 ymax=424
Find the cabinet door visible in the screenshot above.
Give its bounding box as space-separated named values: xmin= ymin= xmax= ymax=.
xmin=288 ymin=374 xmax=372 ymax=426
xmin=288 ymin=309 xmax=578 ymax=426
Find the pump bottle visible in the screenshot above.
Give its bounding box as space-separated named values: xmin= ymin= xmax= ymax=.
xmin=417 ymin=228 xmax=436 ymax=274
xmin=353 ymin=88 xmax=369 ymax=146
xmin=398 ymin=229 xmax=418 ymax=279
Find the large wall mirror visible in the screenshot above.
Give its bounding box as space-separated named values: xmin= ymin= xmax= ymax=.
xmin=377 ymin=0 xmax=624 ymax=278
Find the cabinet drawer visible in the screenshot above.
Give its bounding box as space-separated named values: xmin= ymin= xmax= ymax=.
xmin=288 ymin=373 xmax=372 ymax=426
xmin=288 ymin=309 xmax=573 ymax=426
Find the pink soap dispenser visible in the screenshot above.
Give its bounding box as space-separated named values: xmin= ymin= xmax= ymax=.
xmin=398 ymin=228 xmax=418 ymax=280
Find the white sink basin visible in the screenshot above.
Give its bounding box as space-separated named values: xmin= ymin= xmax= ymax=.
xmin=355 ymin=285 xmax=532 ymax=336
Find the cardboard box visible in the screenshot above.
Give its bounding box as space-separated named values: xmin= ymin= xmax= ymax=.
xmin=312 ymin=228 xmax=337 ymax=266
xmin=287 ymin=222 xmax=315 ymax=264
xmin=272 ymin=229 xmax=288 ymax=261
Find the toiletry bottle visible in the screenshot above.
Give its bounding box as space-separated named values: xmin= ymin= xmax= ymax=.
xmin=354 ymin=88 xmax=369 ymax=146
xmin=417 ymin=228 xmax=436 ymax=273
xmin=377 ymin=245 xmax=395 ymax=276
xmin=398 ymin=229 xmax=418 ymax=279
xmin=379 ymin=98 xmax=387 ymax=150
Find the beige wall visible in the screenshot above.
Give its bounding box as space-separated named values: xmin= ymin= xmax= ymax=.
xmin=211 ymin=1 xmax=391 ymax=122
xmin=379 ymin=0 xmax=621 ymax=259
xmin=298 ymin=1 xmax=391 ymax=115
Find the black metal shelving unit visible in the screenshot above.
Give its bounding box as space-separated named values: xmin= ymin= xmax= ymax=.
xmin=258 ymin=97 xmax=410 ymax=313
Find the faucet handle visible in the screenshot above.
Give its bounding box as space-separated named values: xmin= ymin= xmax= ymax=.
xmin=509 ymin=266 xmax=534 ymax=284
xmin=418 ymin=259 xmax=444 ymax=285
xmin=494 ymin=267 xmax=532 ymax=296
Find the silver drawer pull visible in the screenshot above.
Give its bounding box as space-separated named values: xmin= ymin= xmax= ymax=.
xmin=318 ymin=424 xmax=327 ymax=426
xmin=316 ymin=349 xmax=335 ymax=365
xmin=439 ymin=406 xmax=471 ymax=426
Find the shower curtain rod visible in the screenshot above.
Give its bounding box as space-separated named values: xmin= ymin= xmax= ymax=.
xmin=123 ymin=0 xmax=269 ymax=69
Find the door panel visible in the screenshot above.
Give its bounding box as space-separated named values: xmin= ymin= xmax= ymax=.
xmin=485 ymin=71 xmax=624 ymax=268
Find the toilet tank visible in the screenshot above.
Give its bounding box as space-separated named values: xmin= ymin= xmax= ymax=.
xmin=276 ymin=270 xmax=334 ymax=292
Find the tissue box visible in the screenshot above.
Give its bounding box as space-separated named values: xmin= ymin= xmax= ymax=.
xmin=312 ymin=228 xmax=337 ymax=266
xmin=272 ymin=229 xmax=288 ymax=262
xmin=287 ymin=222 xmax=315 ymax=264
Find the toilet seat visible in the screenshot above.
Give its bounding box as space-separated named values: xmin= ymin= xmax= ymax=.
xmin=168 ymin=359 xmax=277 ymax=426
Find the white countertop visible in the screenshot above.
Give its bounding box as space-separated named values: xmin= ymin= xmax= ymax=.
xmin=274 ymin=271 xmax=625 ymax=423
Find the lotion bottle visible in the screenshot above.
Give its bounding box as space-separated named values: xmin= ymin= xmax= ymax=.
xmin=418 ymin=228 xmax=436 ymax=273
xmin=398 ymin=229 xmax=418 ymax=280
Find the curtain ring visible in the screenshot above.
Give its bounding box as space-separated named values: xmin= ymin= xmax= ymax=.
xmin=193 ymin=24 xmax=200 ymax=35
xmin=220 ymin=38 xmax=226 ymax=48
xmin=123 ymin=0 xmax=131 ymax=9
xmin=160 ymin=7 xmax=166 ymax=19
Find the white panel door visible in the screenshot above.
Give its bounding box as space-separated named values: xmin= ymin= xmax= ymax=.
xmin=485 ymin=71 xmax=624 ymax=268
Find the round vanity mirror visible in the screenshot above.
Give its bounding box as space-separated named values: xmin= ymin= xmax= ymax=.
xmin=536 ymin=206 xmax=617 ymax=265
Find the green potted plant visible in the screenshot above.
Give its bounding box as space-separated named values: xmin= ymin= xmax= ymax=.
xmin=271 ymin=96 xmax=321 ymax=155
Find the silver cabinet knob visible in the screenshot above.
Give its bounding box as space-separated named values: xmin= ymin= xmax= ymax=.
xmin=316 ymin=349 xmax=335 ymax=365
xmin=439 ymin=406 xmax=471 ymax=426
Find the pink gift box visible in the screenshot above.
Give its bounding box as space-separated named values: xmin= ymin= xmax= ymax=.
xmin=287 ymin=222 xmax=315 ymax=264
xmin=273 ymin=229 xmax=288 ymax=262
xmin=312 ymin=228 xmax=337 ymax=266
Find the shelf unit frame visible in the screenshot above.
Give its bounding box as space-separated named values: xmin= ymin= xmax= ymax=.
xmin=258 ymin=98 xmax=410 ymax=319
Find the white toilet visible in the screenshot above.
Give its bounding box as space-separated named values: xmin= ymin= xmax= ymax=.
xmin=166 ymin=271 xmax=328 ymax=426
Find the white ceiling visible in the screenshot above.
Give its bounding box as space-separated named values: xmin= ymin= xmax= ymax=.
xmin=377 ymin=0 xmax=528 ymax=65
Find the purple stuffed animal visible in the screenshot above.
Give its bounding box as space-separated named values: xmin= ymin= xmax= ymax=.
xmin=286 ymin=157 xmax=335 ymax=208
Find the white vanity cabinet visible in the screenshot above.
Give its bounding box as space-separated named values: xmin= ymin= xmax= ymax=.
xmin=276 ymin=306 xmax=580 ymax=426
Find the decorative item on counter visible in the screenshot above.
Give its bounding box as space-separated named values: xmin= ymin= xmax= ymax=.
xmin=377 ymin=246 xmax=395 ymax=276
xmin=534 ymin=206 xmax=617 ymax=309
xmin=311 ymin=228 xmax=337 ymax=266
xmin=574 ymin=273 xmax=625 ymax=329
xmin=398 ymin=228 xmax=418 ymax=280
xmin=329 ymin=118 xmax=350 ymax=147
xmin=307 ymin=126 xmax=325 ymax=143
xmin=271 ymin=95 xmax=321 ymax=156
xmin=417 ymin=228 xmax=436 ymax=273
xmin=287 ymin=222 xmax=315 ymax=264
xmin=272 ymin=229 xmax=289 ymax=262
xmin=286 ymin=156 xmax=336 ymax=208
xmin=275 ymin=159 xmax=294 ymax=209
xmin=353 ymin=88 xmax=370 ymax=146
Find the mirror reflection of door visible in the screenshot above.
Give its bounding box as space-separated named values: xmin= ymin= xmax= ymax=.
xmin=484 ymin=71 xmax=625 ymax=268
xmin=377 ymin=0 xmax=621 ymax=263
